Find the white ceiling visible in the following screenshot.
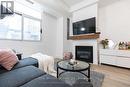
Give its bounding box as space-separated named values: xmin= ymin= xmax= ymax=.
xmin=33 ymin=0 xmax=121 ymax=17
xmin=99 ymin=0 xmax=121 ymax=7
xmin=33 ymin=0 xmax=85 ymax=17
xmin=62 ymin=0 xmax=85 ymax=7
xmin=62 ymin=0 xmax=121 ymax=8
xmin=34 ymin=0 xmax=70 ymax=16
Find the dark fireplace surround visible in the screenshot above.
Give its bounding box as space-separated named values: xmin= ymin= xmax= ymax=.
xmin=75 ymin=46 xmax=93 ymax=63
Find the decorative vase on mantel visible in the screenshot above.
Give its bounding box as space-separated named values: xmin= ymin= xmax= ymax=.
xmin=103 ymin=44 xmax=108 ymax=49
xmin=101 ymin=39 xmax=109 ymax=49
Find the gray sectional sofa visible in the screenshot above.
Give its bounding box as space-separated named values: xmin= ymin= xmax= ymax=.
xmin=0 ymin=58 xmax=71 ymax=87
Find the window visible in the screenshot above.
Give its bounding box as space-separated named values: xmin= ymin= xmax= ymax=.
xmin=23 ymin=17 xmax=41 ymax=41
xmin=0 ymin=1 xmax=42 ymax=41
xmin=0 ymin=14 xmax=22 ymax=40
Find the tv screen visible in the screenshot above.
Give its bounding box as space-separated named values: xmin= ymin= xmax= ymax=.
xmin=73 ymin=17 xmax=96 ymax=35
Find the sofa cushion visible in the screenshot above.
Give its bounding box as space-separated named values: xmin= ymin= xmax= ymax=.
xmin=20 ymin=74 xmax=71 ymax=87
xmin=13 ymin=57 xmax=38 ymax=69
xmin=0 ymin=66 xmax=46 ymax=87
xmin=0 ymin=65 xmax=7 ymax=74
xmin=0 ymin=57 xmax=38 ymax=74
xmin=0 ymin=49 xmax=19 ymax=70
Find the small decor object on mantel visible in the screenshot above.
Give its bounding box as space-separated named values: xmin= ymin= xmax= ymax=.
xmin=118 ymin=41 xmax=130 ymax=50
xmin=118 ymin=42 xmax=128 ymax=50
xmin=101 ymin=39 xmax=109 ymax=49
xmin=127 ymin=42 xmax=130 ymax=49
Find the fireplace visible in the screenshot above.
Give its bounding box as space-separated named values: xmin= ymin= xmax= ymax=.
xmin=75 ymin=46 xmax=93 ymax=63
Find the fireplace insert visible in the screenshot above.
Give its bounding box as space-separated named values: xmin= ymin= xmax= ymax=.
xmin=76 ymin=46 xmax=93 ymax=63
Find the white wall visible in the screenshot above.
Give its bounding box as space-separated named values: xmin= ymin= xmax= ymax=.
xmin=42 ymin=12 xmax=58 ymax=57
xmin=70 ymin=0 xmax=98 ymax=12
xmin=55 ymin=16 xmax=72 ymax=58
xmin=0 ymin=40 xmax=44 ymax=57
xmin=99 ymin=0 xmax=130 ymax=42
xmin=55 ymin=17 xmax=64 ymax=58
xmin=72 ymin=4 xmax=98 ymax=22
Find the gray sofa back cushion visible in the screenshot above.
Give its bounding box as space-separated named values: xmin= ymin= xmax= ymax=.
xmin=0 ymin=57 xmax=38 ymax=74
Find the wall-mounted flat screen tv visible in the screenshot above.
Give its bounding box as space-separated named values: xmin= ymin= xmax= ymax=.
xmin=73 ymin=17 xmax=96 ymax=35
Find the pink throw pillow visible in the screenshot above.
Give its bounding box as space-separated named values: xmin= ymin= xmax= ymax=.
xmin=63 ymin=52 xmax=73 ymax=60
xmin=0 ymin=49 xmax=19 ymax=70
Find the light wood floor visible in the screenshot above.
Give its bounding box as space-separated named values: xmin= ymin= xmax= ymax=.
xmin=91 ymin=64 xmax=130 ymax=87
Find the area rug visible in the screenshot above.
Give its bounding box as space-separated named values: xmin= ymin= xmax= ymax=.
xmin=54 ymin=59 xmax=105 ymax=87
xmin=59 ymin=71 xmax=104 ymax=87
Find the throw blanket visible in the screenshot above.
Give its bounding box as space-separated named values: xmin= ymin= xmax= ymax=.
xmin=30 ymin=53 xmax=56 ymax=76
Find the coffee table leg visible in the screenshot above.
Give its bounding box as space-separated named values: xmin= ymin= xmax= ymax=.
xmin=88 ymin=65 xmax=90 ymax=82
xmin=57 ymin=66 xmax=59 ymax=78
